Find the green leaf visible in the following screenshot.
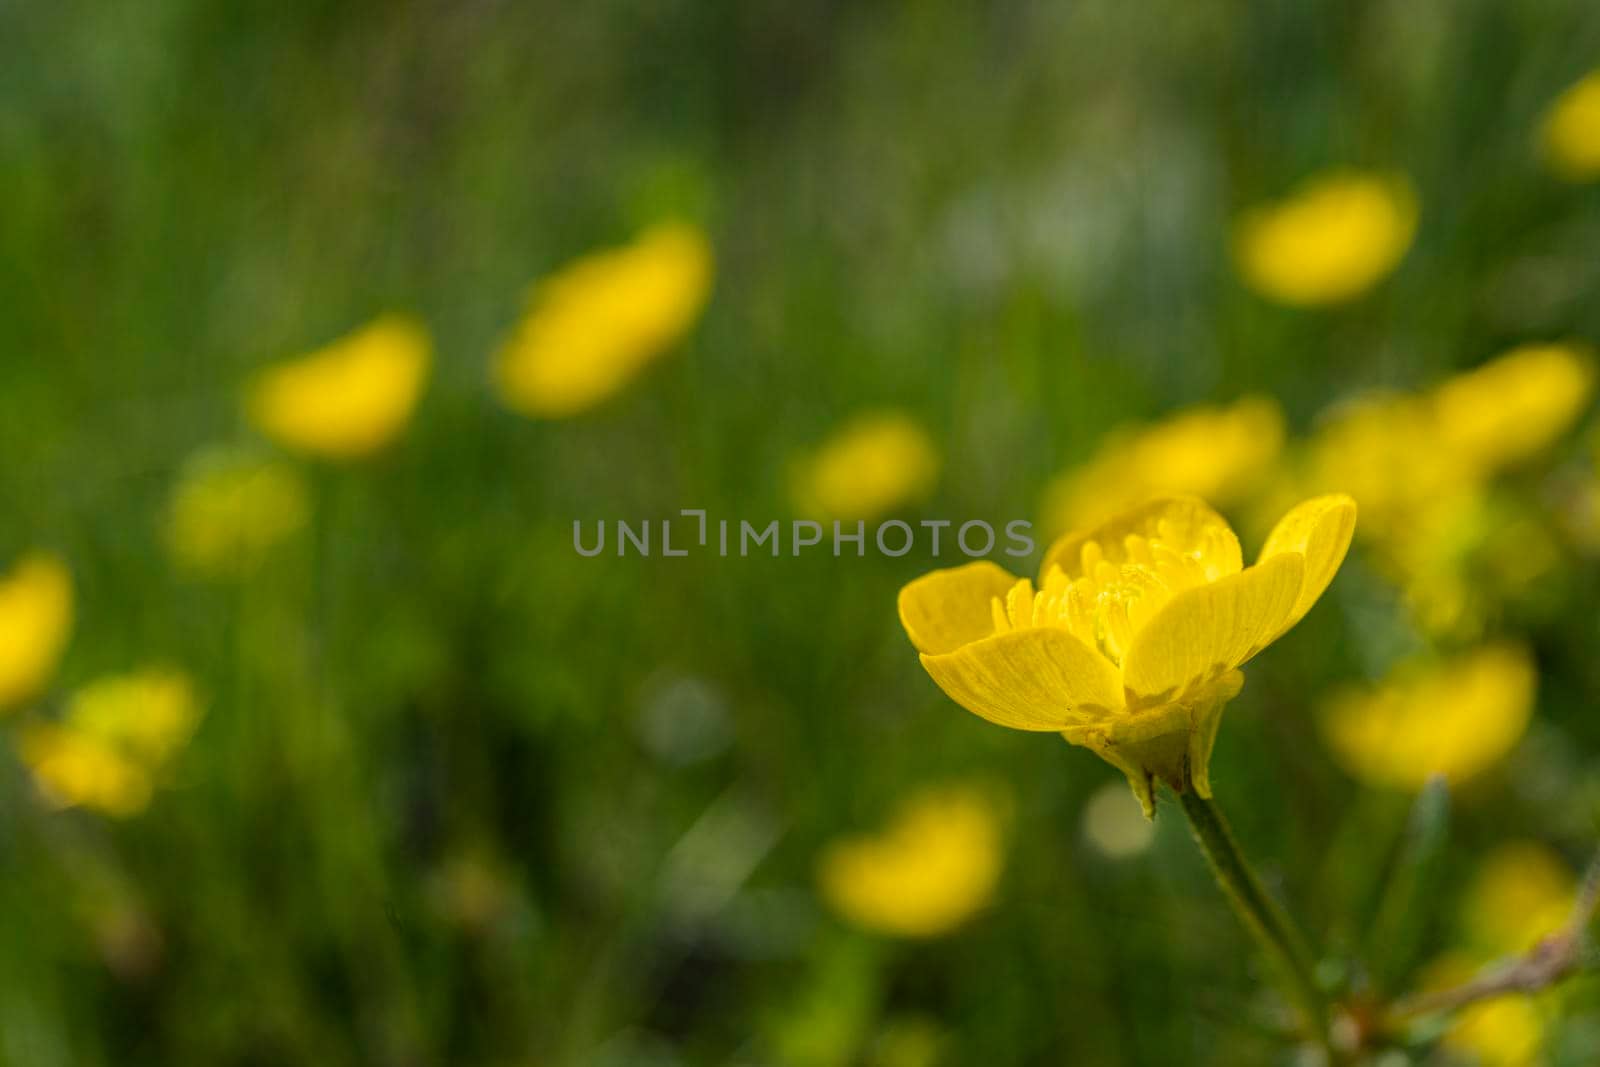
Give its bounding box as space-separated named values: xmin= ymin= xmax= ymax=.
xmin=1365 ymin=776 xmax=1452 ymax=995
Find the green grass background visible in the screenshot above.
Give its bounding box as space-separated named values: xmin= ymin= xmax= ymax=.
xmin=3 ymin=1 xmax=1600 ymax=1063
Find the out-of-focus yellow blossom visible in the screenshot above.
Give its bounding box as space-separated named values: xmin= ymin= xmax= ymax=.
xmin=248 ymin=315 xmax=431 ymax=459
xmin=792 ymin=411 xmax=940 ymax=521
xmin=1233 ymin=171 xmax=1417 ymax=307
xmin=1042 ymin=396 xmax=1284 ymax=539
xmin=900 ymin=495 xmax=1356 ymax=814
xmin=1422 ymin=844 xmax=1575 ymax=1067
xmin=494 ymin=222 xmax=713 ymax=418
xmin=18 ymin=668 xmax=200 ymax=817
xmin=166 ymin=447 xmax=310 ymax=578
xmin=818 ymin=784 xmax=1005 ymax=938
xmin=1462 ymin=842 xmax=1575 ymax=957
xmin=1320 ymin=644 xmax=1534 ymax=792
xmin=0 ymin=553 xmax=73 ymax=711
xmin=1424 ymin=955 xmax=1547 ymax=1067
xmin=1293 ymin=344 xmax=1592 ymax=635
xmin=1301 ymin=346 xmax=1593 ymax=535
xmin=1433 ymin=344 xmax=1596 ymax=472
xmin=1540 ymin=70 xmax=1600 ymax=182
xmin=1298 ymin=392 xmax=1459 ymax=550
xmin=1448 ymin=997 xmax=1545 ymax=1067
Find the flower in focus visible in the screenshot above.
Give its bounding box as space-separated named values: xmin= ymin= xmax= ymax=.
xmin=1319 ymin=644 xmax=1534 ymax=792
xmin=494 ymin=221 xmax=714 ymax=418
xmin=1042 ymin=396 xmax=1284 ymax=538
xmin=1422 ymin=843 xmax=1575 ymax=1067
xmin=166 ymin=447 xmax=310 ymax=579
xmin=1540 ymin=70 xmax=1600 ymax=182
xmin=817 ymin=783 xmax=1005 ymax=938
xmin=792 ymin=411 xmax=940 ymax=521
xmin=0 ymin=553 xmax=73 ymax=712
xmin=247 ymin=314 xmax=431 ymax=459
xmin=1233 ymin=171 xmax=1417 ymax=307
xmin=18 ymin=668 xmax=201 ymax=817
xmin=899 ymin=495 xmax=1356 ymax=814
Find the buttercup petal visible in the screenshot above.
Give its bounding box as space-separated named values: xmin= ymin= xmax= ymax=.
xmin=1041 ymin=495 xmax=1243 ymax=583
xmin=1121 ymin=553 xmax=1304 ymax=705
xmin=1259 ymin=493 xmax=1356 ymax=639
xmin=898 ymin=562 xmax=1019 ymax=655
xmin=920 ymin=627 xmax=1123 ymax=731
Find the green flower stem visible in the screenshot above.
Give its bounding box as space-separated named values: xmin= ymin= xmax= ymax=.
xmin=1177 ymin=789 xmax=1332 ymax=1051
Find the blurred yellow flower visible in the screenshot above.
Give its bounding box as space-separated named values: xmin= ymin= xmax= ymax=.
xmin=792 ymin=411 xmax=940 ymax=521
xmin=18 ymin=668 xmax=201 ymax=817
xmin=1042 ymin=396 xmax=1284 ymax=538
xmin=818 ymin=784 xmax=1005 ymax=938
xmin=900 ymin=495 xmax=1355 ymax=814
xmin=1233 ymin=171 xmax=1417 ymax=307
xmin=1422 ymin=844 xmax=1575 ymax=1067
xmin=1433 ymin=344 xmax=1596 ymax=473
xmin=1294 ymin=344 xmax=1592 ymax=635
xmin=494 ymin=221 xmax=713 ymax=418
xmin=1320 ymin=644 xmax=1534 ymax=792
xmin=0 ymin=553 xmax=73 ymax=711
xmin=1301 ymin=392 xmax=1451 ymax=545
xmin=1462 ymin=842 xmax=1575 ymax=957
xmin=1424 ymin=957 xmax=1547 ymax=1067
xmin=166 ymin=447 xmax=310 ymax=578
xmin=1305 ymin=347 xmax=1593 ymax=530
xmin=248 ymin=314 xmax=431 ymax=459
xmin=1540 ymin=69 xmax=1600 ymax=182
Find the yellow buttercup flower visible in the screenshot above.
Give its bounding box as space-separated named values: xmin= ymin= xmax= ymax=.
xmin=18 ymin=668 xmax=200 ymax=817
xmin=1043 ymin=396 xmax=1284 ymax=538
xmin=166 ymin=447 xmax=310 ymax=578
xmin=494 ymin=221 xmax=713 ymax=418
xmin=1433 ymin=343 xmax=1596 ymax=473
xmin=1306 ymin=345 xmax=1593 ymax=539
xmin=247 ymin=314 xmax=431 ymax=459
xmin=817 ymin=783 xmax=1005 ymax=938
xmin=1300 ymin=392 xmax=1462 ymax=549
xmin=1462 ymin=842 xmax=1575 ymax=957
xmin=0 ymin=553 xmax=73 ymax=711
xmin=1233 ymin=171 xmax=1417 ymax=307
xmin=899 ymin=495 xmax=1356 ymax=815
xmin=1424 ymin=957 xmax=1547 ymax=1067
xmin=1292 ymin=344 xmax=1592 ymax=636
xmin=792 ymin=411 xmax=940 ymax=521
xmin=1448 ymin=998 xmax=1544 ymax=1067
xmin=1540 ymin=69 xmax=1600 ymax=182
xmin=1422 ymin=844 xmax=1575 ymax=1067
xmin=1320 ymin=644 xmax=1534 ymax=792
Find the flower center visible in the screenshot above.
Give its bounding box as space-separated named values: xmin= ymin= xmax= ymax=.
xmin=991 ymin=531 xmax=1218 ymax=665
